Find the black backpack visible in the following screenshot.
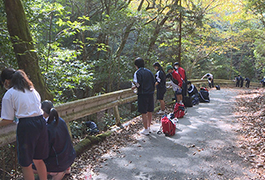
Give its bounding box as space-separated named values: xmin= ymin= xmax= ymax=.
xmin=199 ymin=90 xmax=210 ymax=103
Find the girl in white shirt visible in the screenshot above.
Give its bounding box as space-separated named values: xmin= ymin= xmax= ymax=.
xmin=0 ymin=68 xmax=49 ymax=180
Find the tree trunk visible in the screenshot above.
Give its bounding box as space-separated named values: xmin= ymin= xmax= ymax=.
xmin=4 ymin=0 xmax=53 ymax=100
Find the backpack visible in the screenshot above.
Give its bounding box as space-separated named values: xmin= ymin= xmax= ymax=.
xmin=161 ymin=115 xmax=176 ymax=136
xmin=215 ymin=85 xmax=220 ymax=90
xmin=183 ymin=96 xmax=193 ymax=107
xmin=200 ymin=87 xmax=209 ymax=91
xmin=191 ymin=94 xmax=200 ymax=105
xmin=174 ymin=103 xmax=185 ymax=118
xmin=199 ymin=90 xmax=210 ymax=103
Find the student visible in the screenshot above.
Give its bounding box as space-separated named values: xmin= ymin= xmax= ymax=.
xmin=201 ymin=73 xmax=214 ymax=88
xmin=33 ymin=100 xmax=76 ymax=180
xmin=174 ymin=62 xmax=187 ymax=97
xmin=132 ymin=57 xmax=155 ymax=135
xmin=245 ymin=77 xmax=250 ymax=88
xmin=166 ymin=65 xmax=183 ymax=103
xmin=0 ymin=68 xmax=49 ymax=180
xmin=187 ymin=81 xmax=199 ymax=105
xmin=234 ymin=76 xmax=240 ymax=87
xmin=238 ymin=75 xmax=244 ymax=87
xmin=153 ymin=62 xmax=166 ymax=115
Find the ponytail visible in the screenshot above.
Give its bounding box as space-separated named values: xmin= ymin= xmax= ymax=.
xmin=47 ymin=108 xmax=59 ymax=125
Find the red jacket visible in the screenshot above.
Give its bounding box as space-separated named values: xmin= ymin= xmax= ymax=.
xmin=177 ymin=67 xmax=186 ymax=81
xmin=172 ymin=70 xmax=183 ymax=87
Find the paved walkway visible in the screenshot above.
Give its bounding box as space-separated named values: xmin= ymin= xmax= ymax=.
xmin=93 ymin=88 xmax=257 ymax=180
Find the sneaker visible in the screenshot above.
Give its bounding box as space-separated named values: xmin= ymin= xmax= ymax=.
xmin=157 ymin=110 xmax=165 ymax=115
xmin=140 ymin=128 xmax=149 ymax=135
xmin=148 ymin=127 xmax=151 ymax=133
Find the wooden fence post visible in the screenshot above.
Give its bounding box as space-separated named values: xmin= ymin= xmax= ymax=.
xmin=114 ymin=106 xmax=121 ymax=126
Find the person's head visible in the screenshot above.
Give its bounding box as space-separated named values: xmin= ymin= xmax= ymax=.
xmin=206 ymin=73 xmax=210 ymax=77
xmin=41 ymin=100 xmax=59 ymax=125
xmin=238 ymin=75 xmax=240 ymax=77
xmin=153 ymin=62 xmax=165 ymax=73
xmin=1 ymin=68 xmax=16 ymax=90
xmin=173 ymin=62 xmax=180 ymax=70
xmin=187 ymin=81 xmax=191 ymax=85
xmin=134 ymin=57 xmax=144 ymax=69
xmin=166 ymin=65 xmax=174 ymax=73
xmin=11 ymin=70 xmax=34 ymax=92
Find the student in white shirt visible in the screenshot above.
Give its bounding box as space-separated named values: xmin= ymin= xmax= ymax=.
xmin=0 ymin=68 xmax=49 ymax=180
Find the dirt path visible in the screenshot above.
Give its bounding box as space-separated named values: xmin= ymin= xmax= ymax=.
xmin=92 ymin=88 xmax=259 ymax=180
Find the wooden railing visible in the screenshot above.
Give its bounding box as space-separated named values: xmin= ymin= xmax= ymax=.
xmin=0 ymin=79 xmax=261 ymax=147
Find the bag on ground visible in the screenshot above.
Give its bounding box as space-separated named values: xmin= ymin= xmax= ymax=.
xmin=161 ymin=115 xmax=176 ymax=136
xmin=183 ymin=96 xmax=193 ymax=107
xmin=215 ymin=85 xmax=220 ymax=90
xmin=199 ymin=89 xmax=210 ymax=103
xmin=191 ymin=94 xmax=200 ymax=105
xmin=174 ymin=103 xmax=185 ymax=118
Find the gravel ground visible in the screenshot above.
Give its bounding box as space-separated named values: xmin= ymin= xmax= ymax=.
xmin=65 ymin=88 xmax=261 ymax=180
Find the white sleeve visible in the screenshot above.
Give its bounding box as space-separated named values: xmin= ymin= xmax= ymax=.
xmin=133 ymin=71 xmax=140 ymax=87
xmin=156 ymin=71 xmax=161 ymax=83
xmin=1 ymin=93 xmax=15 ymax=121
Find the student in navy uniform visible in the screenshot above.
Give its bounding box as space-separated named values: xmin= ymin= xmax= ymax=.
xmin=132 ymin=57 xmax=155 ymax=135
xmin=201 ymin=73 xmax=214 ymax=88
xmin=153 ymin=62 xmax=166 ymax=115
xmin=0 ymin=68 xmax=49 ymax=180
xmin=33 ymin=100 xmax=76 ymax=180
xmin=187 ymin=81 xmax=200 ymax=105
xmin=234 ymin=76 xmax=240 ymax=87
xmin=245 ymin=77 xmax=250 ymax=88
xmin=238 ymin=75 xmax=244 ymax=87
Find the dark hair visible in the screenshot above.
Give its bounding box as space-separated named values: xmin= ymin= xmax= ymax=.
xmin=134 ymin=57 xmax=144 ymax=68
xmin=41 ymin=100 xmax=59 ymax=125
xmin=187 ymin=81 xmax=191 ymax=85
xmin=153 ymin=62 xmax=165 ymax=75
xmin=1 ymin=68 xmax=16 ymax=86
xmin=11 ymin=70 xmax=34 ymax=92
xmin=174 ymin=62 xmax=180 ymax=66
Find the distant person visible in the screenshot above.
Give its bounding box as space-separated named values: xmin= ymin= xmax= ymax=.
xmin=33 ymin=100 xmax=76 ymax=180
xmin=132 ymin=57 xmax=155 ymax=135
xmin=201 ymin=73 xmax=214 ymax=88
xmin=0 ymin=68 xmax=49 ymax=180
xmin=234 ymin=76 xmax=240 ymax=87
xmin=174 ymin=62 xmax=187 ymax=98
xmin=261 ymin=77 xmax=265 ymax=87
xmin=238 ymin=75 xmax=244 ymax=87
xmin=153 ymin=62 xmax=167 ymax=114
xmin=166 ymin=65 xmax=183 ymax=104
xmin=245 ymin=77 xmax=250 ymax=88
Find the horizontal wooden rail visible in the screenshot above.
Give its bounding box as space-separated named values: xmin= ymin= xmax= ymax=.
xmin=0 ymin=78 xmax=261 ymax=147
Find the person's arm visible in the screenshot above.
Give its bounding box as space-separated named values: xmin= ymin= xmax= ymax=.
xmin=0 ymin=118 xmax=14 ymax=127
xmin=132 ymin=72 xmax=140 ymax=89
xmin=201 ymin=73 xmax=206 ymax=80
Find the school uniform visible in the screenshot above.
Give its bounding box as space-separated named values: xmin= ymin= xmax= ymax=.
xmin=1 ymin=88 xmax=49 ymax=167
xmin=133 ymin=67 xmax=155 ymax=114
xmin=155 ymin=70 xmax=166 ymax=100
xmin=43 ymin=118 xmax=76 ymax=172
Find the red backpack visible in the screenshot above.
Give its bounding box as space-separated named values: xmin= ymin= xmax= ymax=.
xmin=174 ymin=103 xmax=185 ymax=118
xmin=161 ymin=116 xmax=176 ymax=136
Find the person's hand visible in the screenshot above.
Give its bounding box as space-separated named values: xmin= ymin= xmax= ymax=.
xmin=201 ymin=78 xmax=203 ymax=80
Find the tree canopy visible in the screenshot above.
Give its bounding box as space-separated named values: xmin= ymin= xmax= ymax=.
xmin=0 ymin=0 xmax=264 ymax=102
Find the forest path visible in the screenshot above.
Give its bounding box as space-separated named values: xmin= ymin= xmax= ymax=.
xmin=93 ymin=88 xmax=258 ymax=180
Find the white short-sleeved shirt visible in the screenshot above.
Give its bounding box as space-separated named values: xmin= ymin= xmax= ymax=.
xmin=1 ymin=88 xmax=43 ymax=120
